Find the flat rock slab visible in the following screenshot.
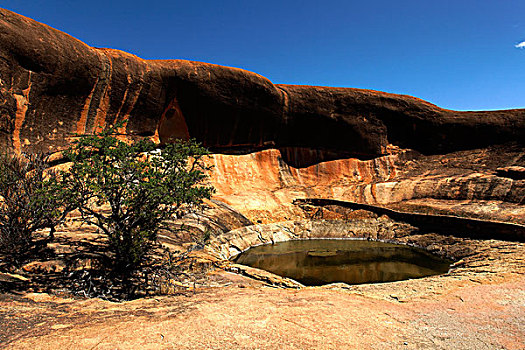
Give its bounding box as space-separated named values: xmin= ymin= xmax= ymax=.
xmin=1 ymin=272 xmax=523 ymax=350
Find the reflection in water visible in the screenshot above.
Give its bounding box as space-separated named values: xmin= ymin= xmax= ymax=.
xmin=234 ymin=239 xmax=451 ymax=286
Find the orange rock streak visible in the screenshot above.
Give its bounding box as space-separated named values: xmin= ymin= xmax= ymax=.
xmin=76 ymin=80 xmax=98 ymax=135
xmin=208 ymin=149 xmax=399 ymax=221
xmin=12 ymin=72 xmax=32 ymax=154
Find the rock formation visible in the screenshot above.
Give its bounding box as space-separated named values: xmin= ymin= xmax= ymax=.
xmin=1 ymin=8 xmax=524 ymax=161
xmin=0 ymin=8 xmax=523 ymax=227
xmin=1 ymin=10 xmax=524 ymax=350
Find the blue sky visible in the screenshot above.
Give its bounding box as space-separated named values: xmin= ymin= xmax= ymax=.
xmin=2 ymin=0 xmax=524 ymax=110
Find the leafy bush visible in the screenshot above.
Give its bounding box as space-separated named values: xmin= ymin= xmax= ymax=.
xmin=0 ymin=153 xmax=71 ymax=264
xmin=62 ymin=126 xmax=214 ymax=277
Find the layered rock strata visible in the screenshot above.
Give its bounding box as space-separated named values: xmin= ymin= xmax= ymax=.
xmin=295 ymin=198 xmax=525 ymax=242
xmin=207 ymin=145 xmax=524 ymax=223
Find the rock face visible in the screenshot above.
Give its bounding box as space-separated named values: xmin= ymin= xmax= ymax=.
xmin=208 ymin=145 xmax=525 ymax=224
xmin=0 ymin=8 xmax=524 ymax=227
xmin=1 ymin=8 xmax=524 ymax=161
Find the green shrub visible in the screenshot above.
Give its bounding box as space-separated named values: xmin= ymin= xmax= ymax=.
xmin=62 ymin=125 xmax=214 ymax=277
xmin=0 ymin=153 xmax=71 ymax=264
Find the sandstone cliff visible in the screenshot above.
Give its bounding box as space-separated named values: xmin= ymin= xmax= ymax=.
xmin=1 ymin=8 xmax=523 ymax=226
xmin=1 ymin=8 xmax=523 ymax=163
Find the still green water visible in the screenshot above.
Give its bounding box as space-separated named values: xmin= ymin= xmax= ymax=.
xmin=234 ymin=239 xmax=451 ymax=286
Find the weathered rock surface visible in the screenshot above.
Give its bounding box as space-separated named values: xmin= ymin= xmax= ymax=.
xmin=2 ymin=217 xmax=523 ymax=349
xmin=1 ymin=8 xmax=524 ymax=162
xmin=1 ymin=262 xmax=524 ymax=349
xmin=208 ymin=144 xmax=525 ymax=224
xmin=1 ymin=9 xmax=524 ymax=350
xmin=1 ymin=8 xmax=523 ymax=226
xmin=205 ymin=218 xmax=418 ymax=261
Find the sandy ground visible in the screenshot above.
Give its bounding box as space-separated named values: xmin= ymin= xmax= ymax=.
xmin=1 ymin=270 xmax=523 ymax=350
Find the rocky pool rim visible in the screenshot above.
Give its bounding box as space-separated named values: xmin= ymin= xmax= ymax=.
xmin=230 ymin=238 xmax=454 ymax=287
